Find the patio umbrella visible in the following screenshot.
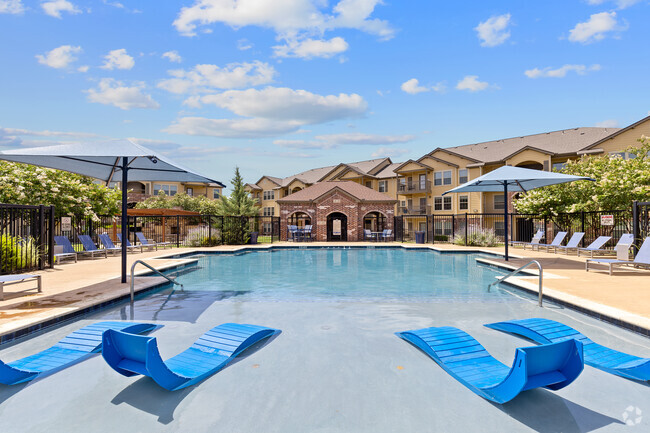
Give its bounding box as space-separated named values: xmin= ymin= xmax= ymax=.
xmin=0 ymin=139 xmax=224 ymax=282
xmin=443 ymin=165 xmax=594 ymax=260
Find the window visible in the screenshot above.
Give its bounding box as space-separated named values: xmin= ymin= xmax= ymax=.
xmin=459 ymin=195 xmax=468 ymax=210
xmin=419 ymin=174 xmax=426 ymax=190
xmin=494 ymin=221 xmax=505 ymax=237
xmin=213 ymin=189 xmax=221 ymax=199
xmin=434 ymin=221 xmax=453 ymax=236
xmin=365 ymin=181 xmax=372 ymax=189
xmin=263 ymin=222 xmax=272 ymax=234
xmin=494 ymin=194 xmax=505 ymax=210
xmin=434 ymin=197 xmax=443 ymax=211
xmin=443 ymin=170 xmax=452 ymax=185
xmin=552 ymin=162 xmax=567 ymax=171
xmin=459 ymin=169 xmax=468 ymax=184
xmin=609 ymin=151 xmax=637 ymax=160
xmin=263 ymin=207 xmax=275 ymax=216
xmin=443 ymin=196 xmax=452 ymax=211
xmin=153 ymin=183 xmax=177 ymax=196
xmin=378 ymin=180 xmax=387 ymax=193
xmin=263 ymin=190 xmax=275 ymax=200
xmin=434 ymin=172 xmax=442 ymax=186
xmin=186 ymin=187 xmax=193 ymax=196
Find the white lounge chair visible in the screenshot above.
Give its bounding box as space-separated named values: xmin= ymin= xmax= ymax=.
xmin=554 ymin=232 xmax=585 ymax=255
xmin=512 ymin=229 xmax=544 ymax=248
xmin=0 ymin=274 xmax=42 ymax=301
xmin=532 ymin=231 xmax=568 ymax=253
xmin=577 ymin=234 xmax=631 ymax=258
xmin=586 ymin=237 xmax=650 ymax=275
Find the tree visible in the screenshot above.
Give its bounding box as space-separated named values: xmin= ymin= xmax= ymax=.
xmin=136 ymin=192 xmax=220 ymax=214
xmin=216 ymin=167 xmax=259 ymax=216
xmin=514 ymin=138 xmax=650 ymax=217
xmin=0 ymin=161 xmax=121 ymax=220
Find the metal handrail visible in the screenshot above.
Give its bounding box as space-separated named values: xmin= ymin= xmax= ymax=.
xmin=488 ymin=260 xmax=544 ymax=307
xmin=130 ymin=260 xmax=183 ymax=303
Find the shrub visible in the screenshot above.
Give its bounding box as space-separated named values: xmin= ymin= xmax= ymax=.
xmin=186 ymin=227 xmax=220 ymax=247
xmin=1 ymin=234 xmax=39 ymax=272
xmin=453 ymin=227 xmax=499 ymax=247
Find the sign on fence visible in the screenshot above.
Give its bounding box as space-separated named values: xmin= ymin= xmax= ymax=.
xmin=600 ymin=215 xmax=614 ymax=226
xmin=61 ymin=216 xmax=72 ymax=231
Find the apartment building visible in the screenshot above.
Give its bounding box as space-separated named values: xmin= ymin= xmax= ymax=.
xmin=108 ymin=180 xmax=225 ymax=207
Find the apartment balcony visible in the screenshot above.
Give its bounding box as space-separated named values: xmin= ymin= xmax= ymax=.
xmin=398 ymin=181 xmax=431 ymax=194
xmin=399 ymin=205 xmax=431 ymax=215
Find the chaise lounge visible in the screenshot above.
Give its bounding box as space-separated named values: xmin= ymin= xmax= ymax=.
xmin=585 ymin=237 xmax=650 ymax=275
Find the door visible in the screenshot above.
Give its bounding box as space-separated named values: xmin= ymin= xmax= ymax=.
xmin=327 ymin=212 xmax=348 ymax=241
xmin=419 ymin=174 xmax=426 ymax=190
xmin=419 ymin=197 xmax=427 ymax=214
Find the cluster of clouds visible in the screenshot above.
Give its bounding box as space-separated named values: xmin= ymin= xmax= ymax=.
xmin=0 ymin=0 xmax=138 ymax=16
xmin=401 ymin=76 xmax=492 ymax=95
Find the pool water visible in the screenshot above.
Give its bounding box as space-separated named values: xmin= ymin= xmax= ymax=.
xmin=169 ymin=248 xmax=521 ymax=302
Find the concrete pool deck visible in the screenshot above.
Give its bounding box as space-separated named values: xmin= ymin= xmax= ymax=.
xmin=0 ymin=242 xmax=648 ymax=341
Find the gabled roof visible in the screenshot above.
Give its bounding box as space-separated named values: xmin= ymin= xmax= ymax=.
xmin=417 ymin=154 xmax=459 ymax=168
xmin=581 ymin=115 xmax=650 ymax=150
xmin=245 ymin=183 xmax=262 ymax=191
xmin=501 ymin=145 xmax=554 ymax=161
xmin=374 ymin=162 xmax=401 ymax=178
xmin=277 ymin=181 xmax=397 ymax=203
xmin=393 ymin=159 xmax=430 ymax=173
xmin=254 ymin=175 xmax=282 ymax=186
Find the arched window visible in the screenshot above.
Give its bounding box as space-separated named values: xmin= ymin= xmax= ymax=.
xmin=288 ymin=212 xmax=311 ymax=228
xmin=363 ymin=211 xmax=386 ymax=232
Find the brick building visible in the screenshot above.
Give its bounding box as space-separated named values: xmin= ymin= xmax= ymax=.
xmin=277 ymin=181 xmax=397 ymax=241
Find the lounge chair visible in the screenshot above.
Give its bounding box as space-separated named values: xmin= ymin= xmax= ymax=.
xmin=396 ymin=326 xmax=583 ymax=404
xmin=102 ymin=323 xmax=281 ymax=391
xmin=52 ymin=236 xmax=78 ymax=263
xmin=136 ymin=232 xmax=172 ymax=250
xmin=55 ymin=235 xmax=104 ymax=260
xmin=532 ymin=231 xmax=568 ymax=253
xmin=0 ymin=274 xmax=41 ymax=301
xmin=578 ymin=234 xmax=631 ymax=257
xmin=486 ymin=318 xmax=650 ymax=381
xmin=512 ymin=229 xmax=544 ymax=248
xmin=585 ymin=236 xmax=650 ymax=275
xmin=117 ymin=234 xmax=152 ymax=252
xmin=0 ymin=321 xmax=157 ymax=385
xmin=99 ymin=233 xmax=141 ymax=254
xmin=77 ymin=234 xmax=108 ymax=258
xmin=380 ymin=229 xmax=393 ymax=242
xmin=554 ymin=232 xmax=585 ymax=255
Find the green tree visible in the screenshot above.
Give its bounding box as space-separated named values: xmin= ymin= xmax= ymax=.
xmin=216 ymin=167 xmax=259 ymax=216
xmin=136 ymin=191 xmax=220 ymax=214
xmin=0 ymin=161 xmax=121 ymax=220
xmin=514 ymin=137 xmax=650 ymax=217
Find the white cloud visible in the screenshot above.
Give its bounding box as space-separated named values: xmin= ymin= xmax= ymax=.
xmin=86 ymin=78 xmax=159 ymax=110
xmin=41 ymin=0 xmax=81 ymax=18
xmin=274 ymin=139 xmax=336 ymax=150
xmin=237 ymin=39 xmax=253 ymax=50
xmin=77 ymin=65 xmax=89 ymax=72
xmin=35 ymin=45 xmax=82 ymax=69
xmin=313 ymin=132 xmax=415 ymax=145
xmin=101 ymin=48 xmax=135 ymax=70
xmin=158 ymin=61 xmax=275 ymax=94
xmin=198 ymin=87 xmax=367 ymax=124
xmin=164 ymin=117 xmax=302 ymax=138
xmin=594 ymin=119 xmax=619 ymax=128
xmin=173 ymin=0 xmax=394 ymax=41
xmin=525 ymin=64 xmax=601 ymax=78
xmin=0 ymin=0 xmax=24 ymax=14
xmin=273 ymin=37 xmax=349 ymax=59
xmin=162 ymin=50 xmax=182 ymax=63
xmin=456 ymin=75 xmax=490 ymax=92
xmin=475 ymin=13 xmax=511 ymax=47
xmin=586 ymin=0 xmax=641 ymax=9
xmin=568 ymin=11 xmax=622 ymax=44
xmin=0 ymin=127 xmax=98 ymax=138
xmin=371 ymin=147 xmax=409 ymax=158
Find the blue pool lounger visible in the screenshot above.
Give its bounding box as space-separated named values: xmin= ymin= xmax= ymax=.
xmin=102 ymin=323 xmax=281 ymax=391
xmin=396 ymin=326 xmax=584 ymax=404
xmin=0 ymin=321 xmax=157 ymax=385
xmin=485 ymin=318 xmax=650 ymax=382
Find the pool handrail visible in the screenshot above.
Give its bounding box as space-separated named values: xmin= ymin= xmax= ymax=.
xmin=130 ymin=260 xmax=182 ymax=303
xmin=488 ymin=260 xmax=543 ymax=307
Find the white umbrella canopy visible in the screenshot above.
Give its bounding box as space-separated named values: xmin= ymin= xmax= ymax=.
xmin=0 ymin=139 xmax=224 ymax=282
xmin=443 ymin=165 xmax=595 ymax=260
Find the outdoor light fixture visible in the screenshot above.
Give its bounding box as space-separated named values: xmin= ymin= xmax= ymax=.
xmin=148 ymin=156 xmax=158 ymax=164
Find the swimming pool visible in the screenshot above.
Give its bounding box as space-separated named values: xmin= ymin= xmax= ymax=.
xmin=1 ymin=247 xmax=648 ymax=432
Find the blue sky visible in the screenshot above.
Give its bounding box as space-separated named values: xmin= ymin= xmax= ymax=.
xmin=1 ymin=0 xmax=649 ymax=188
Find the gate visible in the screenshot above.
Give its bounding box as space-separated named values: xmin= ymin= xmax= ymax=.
xmin=633 ymin=201 xmax=650 ymax=256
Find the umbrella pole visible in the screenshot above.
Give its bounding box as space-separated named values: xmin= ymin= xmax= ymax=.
xmin=504 ymin=183 xmax=509 ymax=261
xmin=121 ymin=157 xmax=128 ymax=283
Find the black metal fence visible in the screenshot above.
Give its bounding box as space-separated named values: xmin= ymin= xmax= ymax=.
xmin=0 ymin=204 xmax=54 ymax=274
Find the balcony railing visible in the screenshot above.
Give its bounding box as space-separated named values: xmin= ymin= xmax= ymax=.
xmin=398 ymin=180 xmax=431 ymax=194
xmin=399 ymin=205 xmax=431 ymax=215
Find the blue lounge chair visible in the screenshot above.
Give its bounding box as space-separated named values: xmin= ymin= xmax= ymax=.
xmin=576 ymin=236 xmax=612 ymax=258
xmin=68 ymin=234 xmax=107 ymax=259
xmin=0 ymin=274 xmax=41 ymax=301
xmin=532 ymin=231 xmax=568 ymax=253
xmin=396 ymin=326 xmax=583 ymax=404
xmin=578 ymin=234 xmax=632 ymax=258
xmin=99 ymin=233 xmax=141 ymax=254
xmin=0 ymin=321 xmax=157 ymax=385
xmin=102 ymin=323 xmax=281 ymax=391
xmin=136 ymin=232 xmax=172 ymax=250
xmin=117 ymin=234 xmax=151 ymax=252
xmin=554 ymin=232 xmax=585 ymax=255
xmin=53 ymin=236 xmax=78 ymax=263
xmin=512 ymin=229 xmax=544 ymax=248
xmin=485 ymin=318 xmax=650 ymax=382
xmin=586 ymin=236 xmax=650 ymax=275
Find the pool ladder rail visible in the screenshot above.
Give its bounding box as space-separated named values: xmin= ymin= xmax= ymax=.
xmin=129 ymin=260 xmax=183 ymax=303
xmin=488 ymin=260 xmax=544 ymax=307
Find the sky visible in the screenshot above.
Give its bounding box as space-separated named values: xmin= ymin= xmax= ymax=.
xmin=1 ymin=0 xmax=649 ymax=189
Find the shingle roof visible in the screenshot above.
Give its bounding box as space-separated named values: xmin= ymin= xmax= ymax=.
xmin=374 ymin=162 xmax=402 ymax=178
xmin=277 ymin=181 xmax=397 ymax=203
xmin=437 ymin=127 xmax=620 ymax=164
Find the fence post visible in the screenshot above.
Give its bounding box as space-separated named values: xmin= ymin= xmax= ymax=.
xmin=465 ymin=213 xmax=468 ymax=246
xmin=38 ymin=205 xmax=45 ymax=270
xmin=176 ymin=215 xmax=180 ymax=248
xmin=208 ymin=215 xmax=212 ymax=244
xmin=48 ymin=205 xmax=55 ymax=269
xmin=581 ymin=211 xmax=586 ymax=247
xmin=221 ymin=216 xmax=224 ymax=245
xmin=451 ymin=214 xmax=455 ymax=244
xmin=632 ymin=200 xmax=639 ymax=257
xmin=543 ymin=216 xmax=548 ymax=243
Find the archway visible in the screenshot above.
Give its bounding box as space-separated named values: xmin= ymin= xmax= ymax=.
xmin=290 ymin=187 xmax=303 ymax=194
xmin=127 ymin=181 xmax=145 ymax=194
xmin=288 ymin=211 xmax=311 ymax=228
xmin=516 ymin=161 xmax=543 ymax=171
xmin=327 ymin=212 xmax=347 ymax=241
xmin=363 ymin=211 xmax=387 ymax=232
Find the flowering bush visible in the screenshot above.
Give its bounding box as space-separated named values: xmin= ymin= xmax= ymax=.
xmin=136 ymin=192 xmax=220 ymax=214
xmin=453 ymin=227 xmax=499 ymax=247
xmin=186 ymin=226 xmax=219 ymax=247
xmin=0 ymin=162 xmax=121 ymax=221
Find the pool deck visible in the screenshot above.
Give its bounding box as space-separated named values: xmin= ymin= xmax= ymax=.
xmin=0 ymin=242 xmax=648 ymax=342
